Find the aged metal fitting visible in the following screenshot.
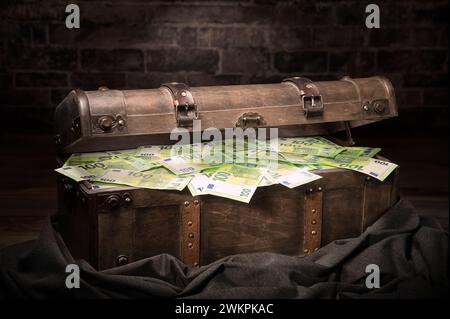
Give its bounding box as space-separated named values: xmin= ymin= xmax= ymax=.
xmin=106 ymin=195 xmax=121 ymax=210
xmin=123 ymin=194 xmax=132 ymax=203
xmin=374 ymin=102 xmax=386 ymax=113
xmin=193 ymin=199 xmax=199 ymax=205
xmin=188 ymin=221 xmax=193 ymax=226
xmin=366 ymin=176 xmax=371 ymax=181
xmin=194 ymin=262 xmax=199 ymax=267
xmin=181 ymin=91 xmax=187 ymax=97
xmin=304 ymin=249 xmax=309 ymax=253
xmin=98 ymin=116 xmax=113 ymax=131
xmin=188 ymin=233 xmax=194 ymax=238
xmin=312 ymin=220 xmax=317 ymax=225
xmin=184 ymin=201 xmax=190 ymax=207
xmin=309 ymin=188 xmax=314 ymax=193
xmin=311 ymin=230 xmax=317 ymax=235
xmin=188 ymin=243 xmax=193 ymax=248
xmin=312 ymin=209 xmax=316 ymax=213
xmin=317 ymin=187 xmax=322 ymax=192
xmin=115 ymin=255 xmax=129 ymax=266
xmin=118 ymin=119 xmax=125 ymax=126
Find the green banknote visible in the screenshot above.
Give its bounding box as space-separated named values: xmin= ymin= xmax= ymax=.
xmin=55 ymin=166 xmax=95 ymax=182
xmin=204 ymin=164 xmax=264 ymax=203
xmin=106 ymin=149 xmax=138 ymax=157
xmin=266 ymin=163 xmax=322 ymax=189
xmin=101 ymin=156 xmax=153 ymax=171
xmin=64 ymin=152 xmax=112 ymax=166
xmin=93 ymin=168 xmax=191 ymax=191
xmin=340 ymin=146 xmax=381 ymax=158
xmin=323 ymin=155 xmax=398 ymax=181
xmin=161 ymin=154 xmax=216 ymax=175
xmin=187 ymin=168 xmax=219 ymax=196
xmin=136 ymin=145 xmax=191 ymax=158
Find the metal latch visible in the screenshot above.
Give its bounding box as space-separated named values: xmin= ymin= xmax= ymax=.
xmin=302 ymin=95 xmax=324 ymax=117
xmin=283 ymin=77 xmax=324 ymax=118
xmin=235 ymin=112 xmax=266 ymax=129
xmin=162 ymin=82 xmax=198 ymax=127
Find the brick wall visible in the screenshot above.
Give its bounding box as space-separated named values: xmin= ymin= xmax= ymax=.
xmin=0 ymin=0 xmax=448 ymax=132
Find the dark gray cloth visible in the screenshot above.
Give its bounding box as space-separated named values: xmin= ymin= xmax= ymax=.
xmin=0 ymin=199 xmax=448 ymax=298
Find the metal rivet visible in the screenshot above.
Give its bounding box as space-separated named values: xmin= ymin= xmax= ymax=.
xmin=306 ymin=84 xmax=313 ymax=89
xmin=188 ymin=233 xmax=194 ymax=238
xmin=188 ymin=221 xmax=193 ymax=226
xmin=311 ymin=230 xmax=317 ymax=235
xmin=314 ymin=248 xmax=319 ymax=252
xmin=124 ymin=197 xmax=131 ymax=203
xmin=312 ymin=209 xmax=317 ymax=213
xmin=181 ymin=91 xmax=187 ymax=97
xmin=366 ymin=176 xmax=371 ymax=181
xmin=309 ymin=188 xmax=314 ymax=193
xmin=188 ymin=243 xmax=193 ymax=248
xmin=118 ymin=119 xmax=125 ymax=126
xmin=115 ymin=255 xmax=129 ymax=266
xmin=317 ymin=187 xmax=322 ymax=191
xmin=312 ymin=220 xmax=317 ymax=225
xmin=304 ymin=249 xmax=309 ymax=253
xmin=184 ymin=201 xmax=190 ymax=207
xmin=194 ymin=262 xmax=199 ymax=267
xmin=363 ymin=104 xmax=369 ymax=111
xmin=193 ymin=199 xmax=199 ymax=205
xmin=98 ymin=116 xmax=113 ymax=131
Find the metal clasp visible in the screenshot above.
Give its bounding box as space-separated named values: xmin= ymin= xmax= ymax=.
xmin=235 ymin=112 xmax=266 ymax=129
xmin=302 ymin=95 xmax=324 ymax=117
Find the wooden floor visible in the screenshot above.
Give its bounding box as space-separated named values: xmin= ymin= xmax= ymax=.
xmin=0 ymin=132 xmax=448 ymax=250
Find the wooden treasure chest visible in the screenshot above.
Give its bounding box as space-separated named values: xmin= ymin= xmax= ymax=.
xmin=53 ymin=76 xmax=399 ymax=270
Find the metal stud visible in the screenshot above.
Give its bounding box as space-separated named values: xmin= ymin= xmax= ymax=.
xmin=188 ymin=233 xmax=194 ymax=238
xmin=188 ymin=221 xmax=193 ymax=226
xmin=309 ymin=188 xmax=314 ymax=193
xmin=312 ymin=209 xmax=316 ymax=213
xmin=194 ymin=262 xmax=199 ymax=267
xmin=184 ymin=201 xmax=190 ymax=207
xmin=188 ymin=243 xmax=193 ymax=248
xmin=181 ymin=91 xmax=187 ymax=97
xmin=193 ymin=199 xmax=199 ymax=205
xmin=317 ymin=186 xmax=322 ymax=192
xmin=304 ymin=249 xmax=309 ymax=253
xmin=118 ymin=119 xmax=125 ymax=126
xmin=312 ymin=220 xmax=317 ymax=225
xmin=311 ymin=230 xmax=317 ymax=235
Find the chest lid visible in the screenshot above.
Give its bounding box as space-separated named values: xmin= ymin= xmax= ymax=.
xmin=54 ymin=76 xmax=397 ymax=154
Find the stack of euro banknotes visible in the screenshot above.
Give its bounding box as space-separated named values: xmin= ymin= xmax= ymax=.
xmin=55 ymin=137 xmax=398 ymax=203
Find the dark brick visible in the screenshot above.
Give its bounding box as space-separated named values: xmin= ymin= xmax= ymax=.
xmin=222 ymin=48 xmax=269 ymax=75
xmin=411 ymin=28 xmax=440 ymax=48
xmin=377 ymin=50 xmax=447 ymax=73
xmin=71 ymin=72 xmax=126 ymax=90
xmin=403 ymin=73 xmax=448 ymax=88
xmin=16 ymin=72 xmax=68 ymax=88
xmin=411 ymin=4 xmax=448 ymax=25
xmin=210 ymin=28 xmax=268 ymax=48
xmin=147 ymin=49 xmax=219 ymax=73
xmin=81 ymin=49 xmax=145 ymax=72
xmin=439 ymin=26 xmax=448 ymax=48
xmin=147 ymin=5 xmax=275 ymax=25
xmin=50 ymin=23 xmax=177 ymax=48
xmin=31 ymin=24 xmax=47 ymax=46
xmin=274 ymin=51 xmax=328 ymax=73
xmin=276 ymin=2 xmax=334 ymax=26
xmin=80 ymin=3 xmax=146 ymax=25
xmin=329 ymin=51 xmax=376 ymax=74
xmin=396 ymin=89 xmax=422 ymax=109
xmin=422 ymin=89 xmax=449 ymax=107
xmin=313 ymin=28 xmax=365 ymax=48
xmin=268 ymin=28 xmax=311 ymax=51
xmin=186 ymin=73 xmax=246 ymax=86
xmin=2 ymin=88 xmax=50 ymax=108
xmin=1 ymin=2 xmax=65 ymax=21
xmin=369 ymin=28 xmax=411 ymax=48
xmin=126 ymin=72 xmax=186 ymax=89
xmin=8 ymin=46 xmax=77 ymax=70
xmin=335 ymin=3 xmax=365 ymax=26
xmin=178 ymin=28 xmax=197 ymax=48
xmin=51 ymin=89 xmax=72 ymax=106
